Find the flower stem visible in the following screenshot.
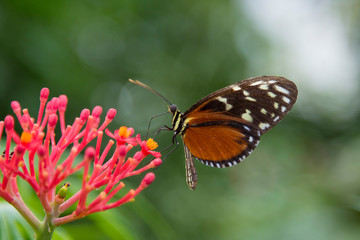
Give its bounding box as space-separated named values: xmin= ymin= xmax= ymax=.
xmin=11 ymin=197 xmax=41 ymax=231
xmin=34 ymin=215 xmax=55 ymax=240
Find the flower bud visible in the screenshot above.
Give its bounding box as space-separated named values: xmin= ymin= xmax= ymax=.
xmin=142 ymin=172 xmax=155 ymax=187
xmin=58 ymin=182 xmax=70 ymax=199
xmin=59 ymin=95 xmax=68 ymax=112
xmin=4 ymin=115 xmax=14 ymax=131
xmin=106 ymin=108 xmax=117 ymax=120
xmin=11 ymin=101 xmax=21 ymax=114
xmin=40 ymin=88 xmax=50 ymax=102
xmin=92 ymin=106 xmax=102 ymax=118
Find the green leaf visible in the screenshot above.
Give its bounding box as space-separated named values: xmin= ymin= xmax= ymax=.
xmin=0 ymin=201 xmax=34 ymax=240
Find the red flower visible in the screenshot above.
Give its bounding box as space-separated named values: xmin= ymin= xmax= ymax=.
xmin=135 ymin=134 xmax=162 ymax=159
xmin=0 ymin=88 xmax=161 ymax=237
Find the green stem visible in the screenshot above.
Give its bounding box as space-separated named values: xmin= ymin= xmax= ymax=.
xmin=34 ymin=199 xmax=64 ymax=240
xmin=34 ymin=214 xmax=56 ymax=240
xmin=11 ymin=196 xmax=61 ymax=239
xmin=11 ymin=197 xmax=41 ymax=231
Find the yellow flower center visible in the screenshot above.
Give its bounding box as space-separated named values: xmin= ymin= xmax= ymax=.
xmin=146 ymin=138 xmax=158 ymax=150
xmin=21 ymin=131 xmax=32 ymax=144
xmin=118 ymin=126 xmax=131 ymax=138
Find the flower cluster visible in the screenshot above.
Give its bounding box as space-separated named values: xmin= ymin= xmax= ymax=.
xmin=0 ymin=88 xmax=161 ymax=237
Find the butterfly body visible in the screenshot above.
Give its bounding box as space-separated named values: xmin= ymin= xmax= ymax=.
xmin=130 ymin=76 xmax=298 ymax=190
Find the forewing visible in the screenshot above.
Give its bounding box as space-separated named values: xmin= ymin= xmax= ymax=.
xmin=182 ymin=76 xmax=298 ymax=168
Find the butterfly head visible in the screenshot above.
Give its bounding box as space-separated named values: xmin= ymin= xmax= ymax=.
xmin=128 ymin=79 xmax=185 ymax=135
xmin=167 ymin=104 xmax=185 ymax=135
xmin=168 ymin=104 xmax=178 ymax=115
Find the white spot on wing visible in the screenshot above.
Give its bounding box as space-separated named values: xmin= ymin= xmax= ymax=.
xmin=232 ymin=85 xmax=241 ymax=91
xmin=268 ymin=80 xmax=277 ymax=84
xmin=249 ymin=136 xmax=253 ymax=142
xmin=267 ymin=92 xmax=277 ymax=98
xmin=259 ymin=122 xmax=270 ymax=130
xmin=250 ymin=80 xmax=264 ymax=86
xmin=245 ymin=97 xmax=257 ymax=102
xmin=241 ymin=109 xmax=253 ymax=122
xmin=274 ymin=102 xmax=279 ymax=109
xmin=281 ymin=106 xmax=287 ymax=112
xmin=274 ymin=116 xmax=280 ymax=122
xmin=216 ymin=96 xmax=232 ymax=111
xmin=261 ymin=108 xmax=267 ymax=115
xmin=243 ymin=125 xmax=251 ymax=131
xmin=282 ymin=96 xmax=290 ymax=103
xmin=274 ymin=85 xmax=290 ymax=95
xmin=259 ymin=84 xmax=269 ymax=90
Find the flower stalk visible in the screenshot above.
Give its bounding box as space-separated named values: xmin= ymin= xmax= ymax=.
xmin=0 ymin=88 xmax=161 ymax=239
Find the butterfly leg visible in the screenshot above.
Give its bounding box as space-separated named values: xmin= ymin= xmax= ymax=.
xmin=159 ymin=133 xmax=180 ymax=162
xmin=150 ymin=124 xmax=173 ymax=140
xmin=145 ymin=111 xmax=170 ymax=139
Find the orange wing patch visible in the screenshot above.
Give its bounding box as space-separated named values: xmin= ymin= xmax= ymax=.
xmin=183 ymin=125 xmax=247 ymax=162
xmin=182 ymin=111 xmax=260 ymax=167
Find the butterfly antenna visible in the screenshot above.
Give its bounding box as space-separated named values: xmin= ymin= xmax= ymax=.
xmin=129 ymin=79 xmax=173 ymax=106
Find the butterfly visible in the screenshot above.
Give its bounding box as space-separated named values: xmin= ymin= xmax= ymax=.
xmin=130 ymin=76 xmax=298 ymax=190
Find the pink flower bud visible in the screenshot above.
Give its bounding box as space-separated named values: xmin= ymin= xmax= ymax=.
xmin=15 ymin=145 xmax=26 ymax=155
xmin=85 ymin=147 xmax=95 ymax=160
xmin=48 ymin=114 xmax=58 ymax=128
xmin=51 ymin=97 xmax=59 ymax=111
xmin=151 ymin=158 xmax=162 ymax=167
xmin=22 ymin=114 xmax=31 ymax=125
xmin=4 ymin=115 xmax=14 ymax=131
xmin=37 ymin=146 xmax=46 ymax=157
xmin=106 ymin=108 xmax=117 ymax=120
xmin=80 ymin=109 xmax=90 ymax=123
xmin=91 ymin=106 xmax=102 ymax=118
xmin=11 ymin=101 xmax=21 ymax=114
xmin=118 ymin=145 xmax=127 ymax=157
xmin=46 ymin=101 xmax=52 ymax=111
xmin=59 ymin=95 xmax=68 ymax=112
xmin=40 ymin=88 xmax=50 ymax=102
xmin=142 ymin=172 xmax=155 ymax=186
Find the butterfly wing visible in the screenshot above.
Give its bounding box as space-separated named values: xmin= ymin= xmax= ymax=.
xmin=182 ymin=76 xmax=298 ymax=168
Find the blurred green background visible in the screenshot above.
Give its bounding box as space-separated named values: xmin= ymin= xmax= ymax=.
xmin=1 ymin=0 xmax=360 ymax=239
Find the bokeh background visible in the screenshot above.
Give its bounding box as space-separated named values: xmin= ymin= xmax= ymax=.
xmin=1 ymin=0 xmax=360 ymax=239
